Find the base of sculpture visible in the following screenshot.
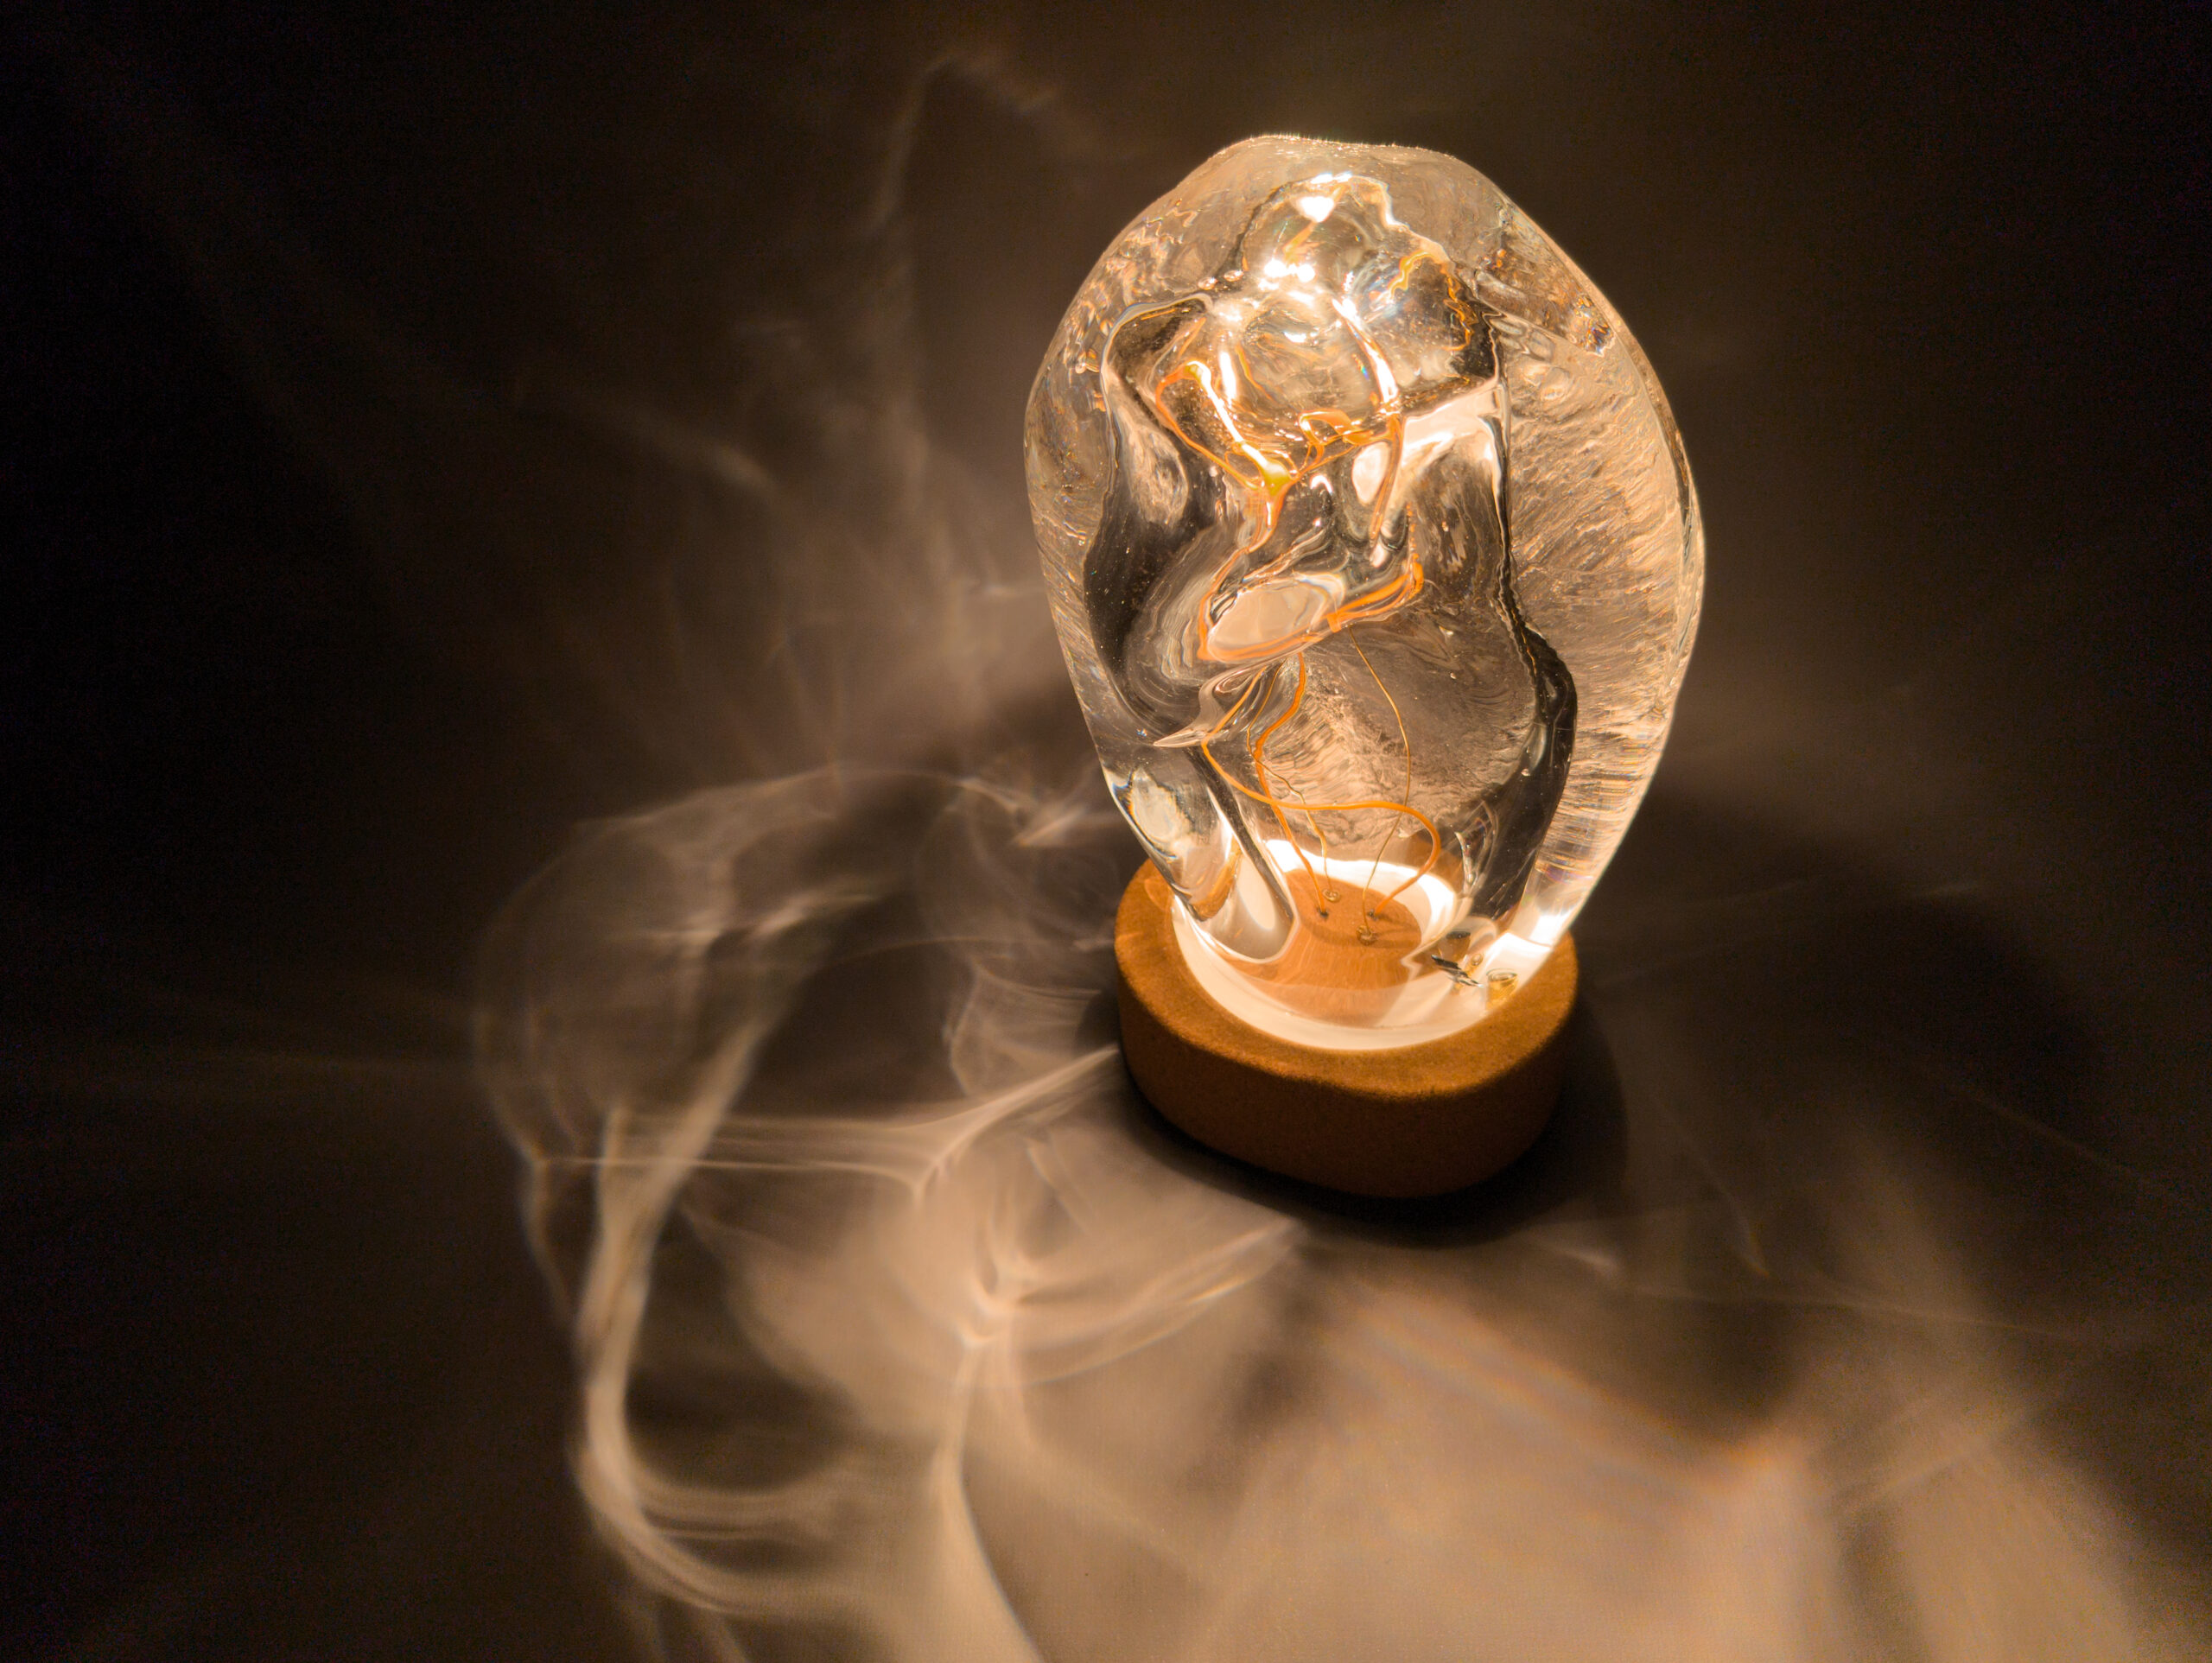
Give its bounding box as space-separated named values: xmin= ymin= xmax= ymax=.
xmin=1115 ymin=866 xmax=1577 ymax=1198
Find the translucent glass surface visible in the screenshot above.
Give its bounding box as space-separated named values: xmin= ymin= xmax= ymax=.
xmin=1027 ymin=137 xmax=1701 ymax=1045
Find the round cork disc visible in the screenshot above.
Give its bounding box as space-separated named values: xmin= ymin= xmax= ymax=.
xmin=1115 ymin=866 xmax=1577 ymax=1198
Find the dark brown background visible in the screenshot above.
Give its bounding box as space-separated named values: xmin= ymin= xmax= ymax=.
xmin=4 ymin=3 xmax=2207 ymax=1657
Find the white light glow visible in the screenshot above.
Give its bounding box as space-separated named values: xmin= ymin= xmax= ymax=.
xmin=1170 ymin=842 xmax=1497 ymax=1050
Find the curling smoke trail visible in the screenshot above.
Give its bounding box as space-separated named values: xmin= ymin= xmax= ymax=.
xmin=32 ymin=14 xmax=2199 ymax=1657
xmin=476 ymin=749 xmax=2209 ymax=1662
xmin=478 ymin=765 xmax=1300 ymax=1660
xmin=454 ymin=54 xmax=2206 ymax=1663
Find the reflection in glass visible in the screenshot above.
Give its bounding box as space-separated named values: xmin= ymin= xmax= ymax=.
xmin=1029 ymin=139 xmax=1701 ymax=1045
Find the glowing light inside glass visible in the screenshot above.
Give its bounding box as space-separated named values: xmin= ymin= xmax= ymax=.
xmin=1027 ymin=137 xmax=1701 ymax=1048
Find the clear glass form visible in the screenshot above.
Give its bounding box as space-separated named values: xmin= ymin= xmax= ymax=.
xmin=1027 ymin=138 xmax=1701 ymax=1048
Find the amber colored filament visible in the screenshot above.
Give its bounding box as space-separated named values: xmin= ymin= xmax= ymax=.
xmin=1200 ymin=667 xmax=1330 ymax=904
xmin=1152 ymin=259 xmax=1447 ymax=942
xmin=1250 ymin=655 xmax=1338 ymax=900
xmin=1199 ymin=644 xmax=1443 ymax=928
xmin=1347 ymin=632 xmax=1430 ymax=926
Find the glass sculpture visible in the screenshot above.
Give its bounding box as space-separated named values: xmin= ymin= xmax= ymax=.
xmin=1028 ymin=137 xmax=1700 ymax=1050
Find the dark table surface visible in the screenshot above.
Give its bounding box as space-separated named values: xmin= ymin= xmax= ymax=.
xmin=4 ymin=4 xmax=2208 ymax=1659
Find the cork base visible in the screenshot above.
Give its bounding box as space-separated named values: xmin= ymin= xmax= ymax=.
xmin=1115 ymin=866 xmax=1577 ymax=1198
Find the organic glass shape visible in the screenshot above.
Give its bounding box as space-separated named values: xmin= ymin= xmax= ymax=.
xmin=1028 ymin=137 xmax=1701 ymax=1048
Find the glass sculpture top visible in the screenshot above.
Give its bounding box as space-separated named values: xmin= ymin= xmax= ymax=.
xmin=1028 ymin=137 xmax=1701 ymax=1049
